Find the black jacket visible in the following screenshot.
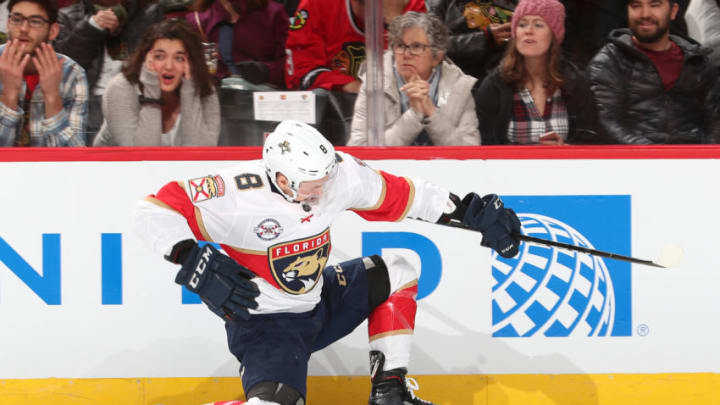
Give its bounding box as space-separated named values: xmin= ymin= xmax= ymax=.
xmin=54 ymin=0 xmax=164 ymax=90
xmin=426 ymin=0 xmax=516 ymax=81
xmin=474 ymin=60 xmax=603 ymax=144
xmin=587 ymin=29 xmax=720 ymax=144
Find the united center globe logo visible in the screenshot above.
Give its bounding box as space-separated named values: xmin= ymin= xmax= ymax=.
xmin=492 ymin=214 xmax=616 ymax=337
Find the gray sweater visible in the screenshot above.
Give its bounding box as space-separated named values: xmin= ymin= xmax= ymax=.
xmin=93 ymin=67 xmax=220 ymax=146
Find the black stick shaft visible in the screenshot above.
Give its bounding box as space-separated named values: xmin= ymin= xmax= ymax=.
xmin=438 ymin=220 xmax=665 ymax=268
xmin=517 ymin=234 xmax=664 ymax=268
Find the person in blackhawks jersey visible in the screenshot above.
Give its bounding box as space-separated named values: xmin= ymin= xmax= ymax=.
xmin=133 ymin=120 xmax=521 ymax=405
xmin=284 ymin=0 xmax=426 ymax=93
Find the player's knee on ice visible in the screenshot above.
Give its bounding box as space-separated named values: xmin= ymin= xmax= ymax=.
xmin=246 ymin=381 xmax=304 ymax=405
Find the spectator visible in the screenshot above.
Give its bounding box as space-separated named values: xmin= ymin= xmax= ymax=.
xmin=348 ymin=12 xmax=479 ymax=146
xmin=427 ymin=0 xmax=515 ymax=83
xmin=670 ymin=0 xmax=690 ymax=36
xmin=561 ymin=0 xmax=689 ymax=68
xmin=588 ymin=0 xmax=720 ymax=144
xmin=185 ymin=0 xmax=287 ymax=86
xmin=686 ymin=0 xmax=720 ymax=68
xmin=285 ymin=0 xmax=426 ymax=92
xmin=93 ymin=19 xmax=219 ymax=146
xmin=474 ymin=0 xmax=599 ymax=145
xmin=55 ymin=0 xmax=164 ymax=144
xmin=0 ymin=0 xmax=88 ymax=146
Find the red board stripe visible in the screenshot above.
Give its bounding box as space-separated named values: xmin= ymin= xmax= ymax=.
xmin=3 ymin=145 xmax=720 ymax=162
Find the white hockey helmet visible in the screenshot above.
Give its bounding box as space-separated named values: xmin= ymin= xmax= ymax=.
xmin=263 ymin=120 xmax=338 ymax=201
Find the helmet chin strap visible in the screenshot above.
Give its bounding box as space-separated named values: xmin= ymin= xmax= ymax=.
xmin=281 ymin=182 xmax=313 ymax=212
xmin=281 ymin=184 xmax=299 ymax=202
xmin=268 ymin=172 xmax=317 ymax=212
xmin=269 ymin=171 xmax=301 ymax=202
xmin=280 ymin=186 xmax=312 ymax=211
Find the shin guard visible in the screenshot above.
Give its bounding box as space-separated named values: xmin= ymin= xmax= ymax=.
xmin=368 ymin=282 xmax=418 ymax=371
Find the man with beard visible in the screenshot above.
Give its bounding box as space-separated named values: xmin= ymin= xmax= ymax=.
xmin=0 ymin=0 xmax=88 ymax=146
xmin=587 ymin=0 xmax=719 ymax=144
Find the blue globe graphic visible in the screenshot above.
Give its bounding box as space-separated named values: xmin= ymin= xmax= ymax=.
xmin=491 ymin=214 xmax=616 ymax=337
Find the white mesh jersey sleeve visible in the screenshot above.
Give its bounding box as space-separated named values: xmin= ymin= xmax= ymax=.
xmin=132 ymin=164 xmax=252 ymax=257
xmin=133 ymin=198 xmax=196 ymax=257
xmin=333 ymin=151 xmax=450 ymax=223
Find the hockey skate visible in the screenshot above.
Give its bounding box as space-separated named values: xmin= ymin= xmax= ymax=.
xmin=368 ymin=351 xmax=436 ymax=405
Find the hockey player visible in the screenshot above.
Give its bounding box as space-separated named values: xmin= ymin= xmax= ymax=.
xmin=133 ymin=120 xmax=521 ymax=405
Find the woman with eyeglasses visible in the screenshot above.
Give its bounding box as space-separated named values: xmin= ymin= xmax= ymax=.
xmin=93 ymin=18 xmax=219 ymax=146
xmin=347 ymin=11 xmax=480 ymax=146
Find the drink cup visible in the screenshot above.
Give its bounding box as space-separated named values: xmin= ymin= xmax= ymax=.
xmin=202 ymin=42 xmax=218 ymax=75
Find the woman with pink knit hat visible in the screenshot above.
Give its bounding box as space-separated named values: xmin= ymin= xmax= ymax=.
xmin=474 ymin=0 xmax=603 ymax=145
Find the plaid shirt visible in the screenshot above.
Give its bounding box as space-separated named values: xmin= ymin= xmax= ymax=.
xmin=0 ymin=44 xmax=88 ymax=147
xmin=507 ymin=87 xmax=569 ymax=144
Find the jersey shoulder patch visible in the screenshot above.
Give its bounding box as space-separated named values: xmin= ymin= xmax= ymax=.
xmin=187 ymin=174 xmax=226 ymax=203
xmin=188 ymin=162 xmax=267 ymax=202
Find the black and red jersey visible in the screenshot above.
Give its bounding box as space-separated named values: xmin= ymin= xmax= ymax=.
xmin=285 ymin=0 xmax=426 ymax=90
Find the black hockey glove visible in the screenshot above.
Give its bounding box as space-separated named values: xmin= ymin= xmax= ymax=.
xmin=460 ymin=193 xmax=521 ymax=258
xmin=168 ymin=241 xmax=260 ymax=322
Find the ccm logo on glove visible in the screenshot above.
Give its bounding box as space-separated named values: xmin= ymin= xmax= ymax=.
xmin=170 ymin=241 xmax=260 ymax=322
xmin=189 ymin=247 xmax=213 ymax=289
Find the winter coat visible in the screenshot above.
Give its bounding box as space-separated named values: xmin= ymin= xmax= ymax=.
xmin=474 ymin=60 xmax=602 ymax=144
xmin=426 ymin=0 xmax=516 ymax=81
xmin=587 ymin=29 xmax=720 ymax=144
xmin=55 ymin=0 xmax=164 ymax=91
xmin=348 ymin=51 xmax=480 ymax=146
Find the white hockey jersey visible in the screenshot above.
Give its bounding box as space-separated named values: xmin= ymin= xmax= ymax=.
xmin=134 ymin=151 xmax=449 ymax=314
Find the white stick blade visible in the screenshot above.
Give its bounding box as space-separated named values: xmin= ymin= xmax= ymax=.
xmin=656 ymin=245 xmax=684 ymax=268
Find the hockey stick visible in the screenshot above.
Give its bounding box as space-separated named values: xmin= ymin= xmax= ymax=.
xmin=435 ymin=219 xmax=676 ymax=268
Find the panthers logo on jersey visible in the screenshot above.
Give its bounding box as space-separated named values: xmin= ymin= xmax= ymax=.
xmin=268 ymin=228 xmax=331 ymax=294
